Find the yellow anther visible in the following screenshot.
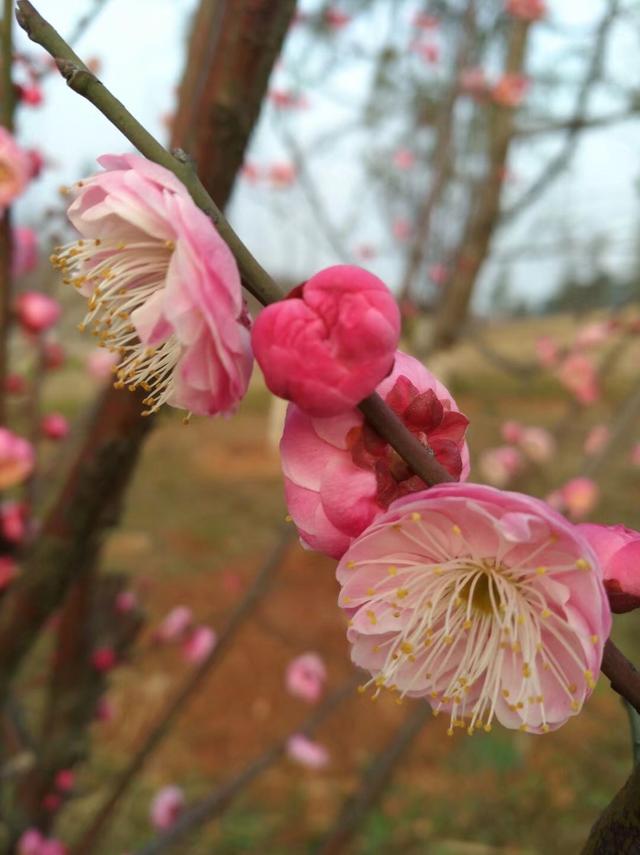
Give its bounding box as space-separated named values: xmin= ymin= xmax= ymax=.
xmin=575 ymin=558 xmax=590 ymax=571
xmin=366 ymin=610 xmax=377 ymax=625
xmin=400 ymin=642 xmax=414 ymax=654
xmin=410 ymin=512 xmax=421 ymax=521
xmin=452 ymin=525 xmax=462 ymax=535
xmin=387 ymin=565 xmax=398 ymax=576
xmin=346 ymin=560 xmax=355 ymax=569
xmin=284 ymin=514 xmax=292 ymax=523
xmin=535 ymin=566 xmax=547 ymax=575
xmin=367 ymin=588 xmax=375 ymax=596
xmin=591 ymin=634 xmax=599 ymax=644
xmin=522 ymin=663 xmax=531 ymax=678
xmin=541 ymin=608 xmax=551 ymax=619
xmin=396 ymin=588 xmax=409 ymax=599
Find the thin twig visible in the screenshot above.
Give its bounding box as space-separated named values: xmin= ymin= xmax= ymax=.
xmin=71 ymin=528 xmax=293 ymax=855
xmin=133 ymin=676 xmax=360 ymax=855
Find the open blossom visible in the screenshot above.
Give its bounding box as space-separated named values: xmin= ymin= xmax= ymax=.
xmin=519 ymin=426 xmax=555 ymax=464
xmin=150 ymin=785 xmax=185 ymax=830
xmin=574 ymin=321 xmax=611 ymax=350
xmin=86 ymin=347 xmax=119 ymax=381
xmin=0 ymin=128 xmax=31 ymax=210
xmin=15 ymin=292 xmax=61 ymax=334
xmin=287 ymin=734 xmax=329 ymax=769
xmin=285 ymin=653 xmax=327 ymax=703
xmin=479 ymin=446 xmax=523 ymax=487
xmin=281 ymin=351 xmax=470 ymax=558
xmin=12 ymin=227 xmax=38 ymax=278
xmin=51 ymin=153 xmax=252 ymax=417
xmin=339 ymin=483 xmax=610 ymax=734
xmin=556 ymin=477 xmax=599 ymax=521
xmin=156 ymin=605 xmax=193 ymax=641
xmin=578 ymin=523 xmax=640 ymax=613
xmin=556 ymin=353 xmax=599 ymax=405
xmin=584 ymin=424 xmax=610 ymax=456
xmin=0 ymin=429 xmax=34 ymax=489
xmin=182 ymin=625 xmax=217 ymax=663
xmin=491 ymin=74 xmax=529 ymax=108
xmin=505 ymin=0 xmax=546 ymax=20
xmin=253 ymin=266 xmax=400 ymax=417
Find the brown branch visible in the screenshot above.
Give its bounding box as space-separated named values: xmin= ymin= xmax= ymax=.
xmin=430 ymin=17 xmax=532 ymax=350
xmin=0 ymin=0 xmax=295 ymax=709
xmin=313 ymin=703 xmax=431 ymax=855
xmin=397 ymin=0 xmax=477 ymax=304
xmin=71 ymin=528 xmax=293 ymax=855
xmin=133 ymin=675 xmax=361 ymax=855
xmin=503 ymin=0 xmax=621 ymax=222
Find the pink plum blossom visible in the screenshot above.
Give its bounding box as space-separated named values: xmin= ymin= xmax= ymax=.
xmin=17 ymin=84 xmax=44 ymax=107
xmin=15 ymin=292 xmax=61 ymax=334
xmin=267 ymin=162 xmax=297 ymax=187
xmin=280 ymin=351 xmax=470 ymax=558
xmin=41 ymin=413 xmax=69 ymax=441
xmin=631 ymin=443 xmax=640 ymax=467
xmin=0 ymin=557 xmax=17 ymax=590
xmin=392 ymin=148 xmax=415 ymax=170
xmin=479 ymin=446 xmax=523 ymax=487
xmin=505 ymin=0 xmax=546 ymax=20
xmin=43 ymin=341 xmax=65 ymax=370
xmin=584 ymin=425 xmax=610 ymax=456
xmin=338 ymin=483 xmax=610 ymax=734
xmin=285 ymin=652 xmax=327 ymax=703
xmin=518 ymin=426 xmax=555 ymax=463
xmin=392 ymin=218 xmax=412 ymax=242
xmin=412 ymin=12 xmax=439 ymax=29
xmin=150 ymin=785 xmax=185 ymax=830
xmin=156 ymin=605 xmax=193 ymax=641
xmin=287 ymin=734 xmax=329 ymax=769
xmin=115 ymin=590 xmax=138 ymax=614
xmin=54 ymin=769 xmax=75 ymax=793
xmin=325 ymin=8 xmax=350 ymax=29
xmin=535 ymin=335 xmax=559 ymax=368
xmin=5 ymin=373 xmax=26 ymax=395
xmin=269 ymin=89 xmax=307 ymax=109
xmin=556 ymin=353 xmax=599 ymax=405
xmin=501 ymin=420 xmax=523 ymax=444
xmin=428 ymin=264 xmax=449 ymax=286
xmin=578 ymin=523 xmax=640 ymax=613
xmin=253 ymin=266 xmax=400 ymax=417
xmin=12 ymin=227 xmax=38 ymax=278
xmin=86 ymin=348 xmax=119 ymax=381
xmin=91 ymin=647 xmax=117 ymax=673
xmin=558 ymin=477 xmax=600 ymax=521
xmin=182 ymin=625 xmax=217 ymax=663
xmin=18 ymin=830 xmax=44 ymax=855
xmin=0 ymin=428 xmax=34 ymax=489
xmin=574 ymin=321 xmax=611 ymax=350
xmin=459 ymin=67 xmax=488 ymax=98
xmin=52 ymin=153 xmax=252 ymax=417
xmin=491 ymin=74 xmax=529 ymax=108
xmin=411 ymin=41 xmax=440 ymax=64
xmin=0 ymin=127 xmax=31 ymax=210
xmin=0 ymin=501 xmax=26 ymax=542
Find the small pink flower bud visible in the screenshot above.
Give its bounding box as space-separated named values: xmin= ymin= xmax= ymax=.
xmin=505 ymin=0 xmax=546 ymax=21
xmin=115 ymin=590 xmax=138 ymax=614
xmin=0 ymin=128 xmax=31 ymax=210
xmin=0 ymin=429 xmax=34 ymax=489
xmin=42 ymin=792 xmax=61 ymax=812
xmin=392 ymin=147 xmax=415 ymax=170
xmin=561 ymin=477 xmax=599 ymax=520
xmin=91 ymin=647 xmax=117 ymax=673
xmin=150 ymin=785 xmax=185 ymax=830
xmin=491 ymin=73 xmax=529 ymax=108
xmin=182 ymin=625 xmax=217 ymax=664
xmin=0 ymin=501 xmax=27 ymax=542
xmin=5 ymin=373 xmax=26 ymax=395
xmin=41 ymin=413 xmax=69 ymax=441
xmin=17 ymin=829 xmax=45 ymax=855
xmin=156 ymin=605 xmax=193 ymax=642
xmin=584 ymin=425 xmax=610 ymax=456
xmin=86 ymin=348 xmax=119 ymax=381
xmin=286 ymin=734 xmax=329 ymax=769
xmin=54 ymin=769 xmax=75 ymax=793
xmin=43 ymin=341 xmax=65 ymax=370
xmin=579 ymin=523 xmax=640 ymax=613
xmin=12 ymin=227 xmax=38 ymax=278
xmin=15 ymin=292 xmax=61 ymax=334
xmin=252 ymin=266 xmax=401 ymax=417
xmin=0 ymin=557 xmax=17 ymax=590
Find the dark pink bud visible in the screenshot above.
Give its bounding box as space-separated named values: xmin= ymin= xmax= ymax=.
xmin=91 ymin=647 xmax=117 ymax=673
xmin=15 ymin=292 xmax=61 ymax=334
xmin=41 ymin=413 xmax=69 ymax=441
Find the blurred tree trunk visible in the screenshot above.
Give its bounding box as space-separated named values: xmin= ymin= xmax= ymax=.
xmin=0 ymin=0 xmax=295 ymax=773
xmin=582 ymin=763 xmax=640 ymax=854
xmin=428 ymin=20 xmax=531 ymax=351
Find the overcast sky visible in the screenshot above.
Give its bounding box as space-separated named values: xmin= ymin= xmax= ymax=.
xmin=11 ymin=0 xmax=640 ymax=310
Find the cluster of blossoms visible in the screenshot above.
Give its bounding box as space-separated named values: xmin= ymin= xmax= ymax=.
xmin=53 ymin=154 xmax=638 ymax=742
